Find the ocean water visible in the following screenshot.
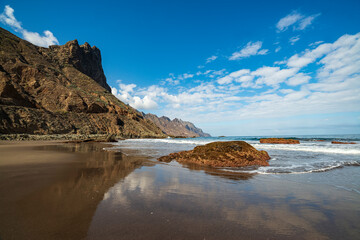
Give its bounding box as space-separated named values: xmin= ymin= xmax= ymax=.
xmin=106 ymin=134 xmax=360 ymax=175
xmin=95 ymin=135 xmax=360 ymax=239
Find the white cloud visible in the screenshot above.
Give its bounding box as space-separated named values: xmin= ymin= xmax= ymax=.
xmin=182 ymin=33 xmax=360 ymax=124
xmin=181 ymin=73 xmax=194 ymax=79
xmin=316 ymin=33 xmax=360 ymax=82
xmin=286 ymin=73 xmax=311 ymax=86
xmin=252 ymin=66 xmax=299 ymax=87
xmin=276 ymin=11 xmax=304 ymax=32
xmin=111 ymin=82 xmax=158 ymax=110
xmin=275 ymin=46 xmax=281 ymax=53
xmin=297 ymin=14 xmax=321 ymax=30
xmin=162 ymin=72 xmax=194 ymax=85
xmin=229 ymin=41 xmax=269 ymax=60
xmin=309 ymin=41 xmax=324 ymax=47
xmin=22 ymin=30 xmax=59 ymax=48
xmin=289 ymin=35 xmax=300 ymax=45
xmin=206 ymin=55 xmax=218 ymax=63
xmin=109 ymin=32 xmax=360 ymax=136
xmin=287 ymin=43 xmax=333 ymax=68
xmin=0 ymin=5 xmax=21 ymax=30
xmin=0 ymin=5 xmax=58 ymax=47
xmin=197 ymin=69 xmax=226 ymax=78
xmin=276 ymin=11 xmax=320 ymax=32
xmin=217 ymin=69 xmax=251 ymax=85
xmin=258 ymin=49 xmax=269 ymax=55
xmin=164 ymin=77 xmax=179 ymax=85
xmin=229 ymin=69 xmax=250 ymax=78
xmin=217 ymin=65 xmax=300 ymax=88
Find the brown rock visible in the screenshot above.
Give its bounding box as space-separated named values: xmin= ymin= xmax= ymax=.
xmin=143 ymin=113 xmax=211 ymax=137
xmin=0 ymin=27 xmax=166 ymax=138
xmin=158 ymin=141 xmax=270 ymax=168
xmin=260 ymin=138 xmax=300 ymax=144
xmin=331 ymin=141 xmax=356 ymax=144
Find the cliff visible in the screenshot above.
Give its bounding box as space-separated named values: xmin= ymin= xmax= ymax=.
xmin=0 ymin=27 xmax=165 ymax=138
xmin=143 ymin=113 xmax=211 ymax=137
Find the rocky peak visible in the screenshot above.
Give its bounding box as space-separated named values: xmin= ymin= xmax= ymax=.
xmin=47 ymin=39 xmax=111 ymax=92
xmin=143 ymin=113 xmax=211 ymax=137
xmin=159 ymin=116 xmax=171 ymax=122
xmin=81 ymin=42 xmax=91 ymax=50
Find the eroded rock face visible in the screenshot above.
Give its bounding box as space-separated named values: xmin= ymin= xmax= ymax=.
xmin=143 ymin=113 xmax=211 ymax=137
xmin=158 ymin=141 xmax=270 ymax=168
xmin=260 ymin=138 xmax=300 ymax=144
xmin=0 ymin=27 xmax=165 ymax=138
xmin=46 ymin=40 xmax=111 ymax=92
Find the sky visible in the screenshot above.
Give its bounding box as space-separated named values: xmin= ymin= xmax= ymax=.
xmin=1 ymin=0 xmax=360 ymax=136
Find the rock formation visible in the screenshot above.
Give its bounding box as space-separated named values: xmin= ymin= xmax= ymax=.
xmin=331 ymin=141 xmax=356 ymax=144
xmin=158 ymin=141 xmax=270 ymax=167
xmin=260 ymin=138 xmax=300 ymax=144
xmin=0 ymin=27 xmax=166 ymax=138
xmin=143 ymin=113 xmax=211 ymax=137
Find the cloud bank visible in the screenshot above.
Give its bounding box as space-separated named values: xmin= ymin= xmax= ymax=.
xmin=111 ymin=33 xmax=360 ymax=130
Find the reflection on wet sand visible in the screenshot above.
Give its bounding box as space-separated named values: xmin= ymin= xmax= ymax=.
xmin=88 ymin=163 xmax=360 ymax=240
xmin=0 ymin=142 xmax=146 ymax=240
xmin=182 ymin=162 xmax=254 ymax=180
xmin=1 ymin=142 xmax=359 ymax=240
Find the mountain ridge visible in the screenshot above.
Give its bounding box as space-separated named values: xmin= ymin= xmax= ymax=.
xmin=0 ymin=27 xmax=165 ymax=138
xmin=143 ymin=113 xmax=211 ymax=137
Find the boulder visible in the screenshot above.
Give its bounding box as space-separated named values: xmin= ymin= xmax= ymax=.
xmin=260 ymin=138 xmax=300 ymax=144
xmin=158 ymin=141 xmax=270 ymax=168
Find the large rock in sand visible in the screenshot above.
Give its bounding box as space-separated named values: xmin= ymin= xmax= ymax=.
xmin=158 ymin=141 xmax=270 ymax=168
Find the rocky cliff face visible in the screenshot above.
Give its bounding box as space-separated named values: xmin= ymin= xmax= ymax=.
xmin=45 ymin=40 xmax=111 ymax=92
xmin=143 ymin=113 xmax=211 ymax=137
xmin=0 ymin=27 xmax=165 ymax=138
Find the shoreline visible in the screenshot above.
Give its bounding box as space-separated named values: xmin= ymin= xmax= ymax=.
xmin=0 ymin=140 xmax=359 ymax=239
xmin=0 ymin=134 xmax=189 ymax=141
xmin=0 ymin=140 xmax=150 ymax=240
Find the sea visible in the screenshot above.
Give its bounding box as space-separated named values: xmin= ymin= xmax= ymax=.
xmin=1 ymin=135 xmax=359 ymax=239
xmin=107 ymin=134 xmax=360 ymax=175
xmin=94 ymin=134 xmax=360 ymax=239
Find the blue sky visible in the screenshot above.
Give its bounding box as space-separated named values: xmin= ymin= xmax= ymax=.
xmin=1 ymin=0 xmax=360 ymax=136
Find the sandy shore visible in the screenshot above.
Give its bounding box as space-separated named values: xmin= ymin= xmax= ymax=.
xmin=0 ymin=140 xmax=359 ymax=240
xmin=0 ymin=140 xmax=148 ymax=240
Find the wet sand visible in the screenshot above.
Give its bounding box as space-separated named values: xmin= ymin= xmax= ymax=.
xmin=0 ymin=141 xmax=359 ymax=239
xmin=0 ymin=141 xmax=148 ymax=240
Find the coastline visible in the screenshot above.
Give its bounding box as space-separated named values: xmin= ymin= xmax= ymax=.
xmin=0 ymin=140 xmax=150 ymax=240
xmin=0 ymin=140 xmax=359 ymax=239
xmin=0 ymin=134 xmax=163 ymax=141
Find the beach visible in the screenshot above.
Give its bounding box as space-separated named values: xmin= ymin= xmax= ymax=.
xmin=0 ymin=138 xmax=359 ymax=239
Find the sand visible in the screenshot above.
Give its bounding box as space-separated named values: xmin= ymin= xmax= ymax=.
xmin=0 ymin=140 xmax=359 ymax=240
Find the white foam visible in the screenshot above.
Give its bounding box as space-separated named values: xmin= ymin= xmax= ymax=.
xmin=222 ymin=160 xmax=360 ymax=175
xmin=116 ymin=139 xmax=360 ymax=155
xmin=253 ymin=144 xmax=360 ymax=155
xmin=122 ymin=138 xmax=217 ymax=145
